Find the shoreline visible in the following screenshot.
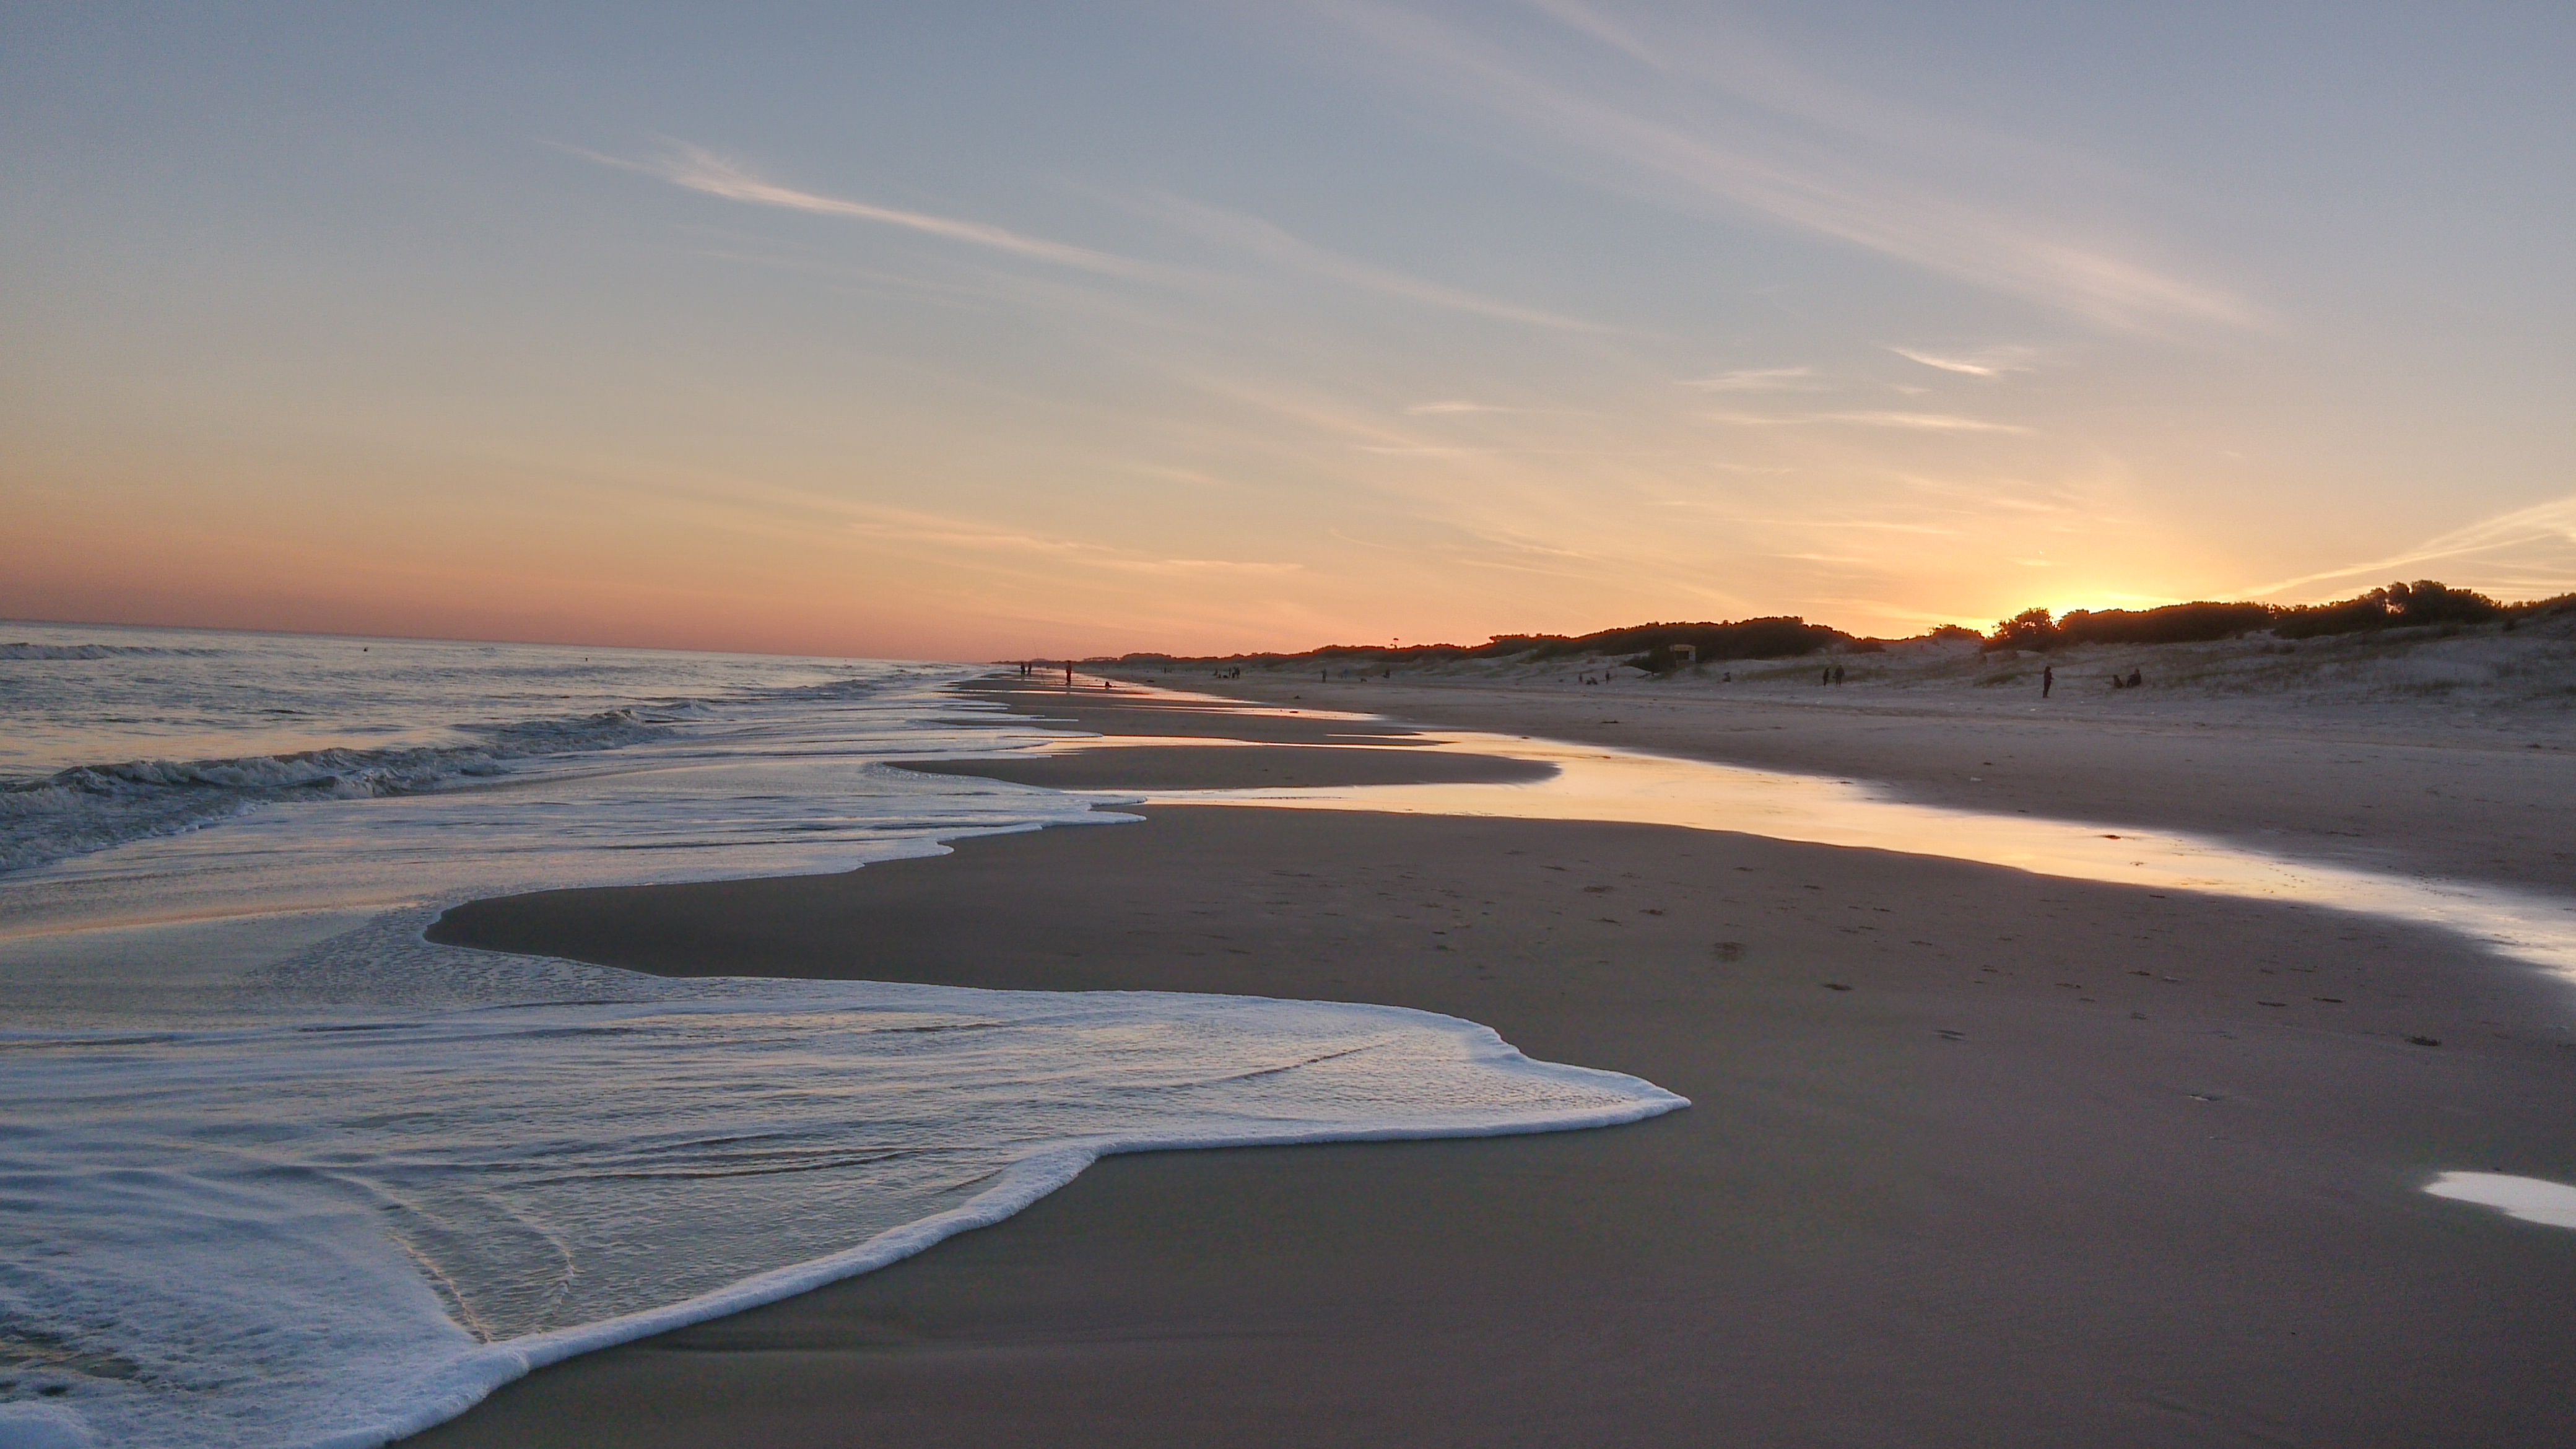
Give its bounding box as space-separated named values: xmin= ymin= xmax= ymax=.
xmin=1095 ymin=670 xmax=2576 ymax=894
xmin=409 ymin=676 xmax=2576 ymax=1447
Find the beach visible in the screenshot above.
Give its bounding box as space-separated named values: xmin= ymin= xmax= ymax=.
xmin=411 ymin=677 xmax=2576 ymax=1448
xmin=24 ymin=9 xmax=2576 ymax=1445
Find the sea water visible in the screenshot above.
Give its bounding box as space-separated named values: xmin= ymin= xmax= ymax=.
xmin=0 ymin=625 xmax=1684 ymax=1448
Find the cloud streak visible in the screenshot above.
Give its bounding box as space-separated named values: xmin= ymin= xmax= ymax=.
xmin=566 ymin=142 xmax=1149 ymax=276
xmin=1704 ymin=411 xmax=2034 ymax=434
xmin=1302 ymin=2 xmax=2258 ymax=330
xmin=1679 ymin=366 xmax=1819 ymax=393
xmin=840 ymin=503 xmax=1302 ymax=577
xmin=2239 ymin=492 xmax=2576 ymax=599
xmin=1144 ymin=193 xmax=1607 ymax=331
xmin=1885 ymin=345 xmax=2038 ymax=377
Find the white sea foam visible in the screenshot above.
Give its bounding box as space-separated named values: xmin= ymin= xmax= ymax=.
xmin=0 ymin=709 xmax=681 ymax=875
xmin=1 ymin=924 xmax=1682 ymax=1449
xmin=0 ymin=642 xmax=222 ymax=661
xmin=2424 ymin=1172 xmax=2576 ymax=1230
xmin=0 ymin=629 xmax=1689 ymax=1447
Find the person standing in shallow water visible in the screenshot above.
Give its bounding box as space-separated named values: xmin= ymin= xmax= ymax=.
xmin=2043 ymin=664 xmax=2054 ymax=698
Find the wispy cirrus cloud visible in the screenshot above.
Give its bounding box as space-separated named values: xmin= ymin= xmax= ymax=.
xmin=1884 ymin=345 xmax=2040 ymax=378
xmin=2237 ymin=492 xmax=2576 ymax=601
xmin=1701 ymin=516 xmax=1965 ymax=536
xmin=1678 ymin=366 xmax=1819 ymax=393
xmin=1704 ymin=410 xmax=2033 ymax=435
xmin=1141 ymin=193 xmax=1607 ymax=331
xmin=784 ymin=500 xmax=1305 ymax=577
xmin=1300 ymin=2 xmax=2259 ymax=331
xmin=562 ymin=142 xmax=1150 ymax=276
xmin=1097 ymin=556 xmax=1305 ymax=575
xmin=1827 ymin=411 xmax=2033 ymax=434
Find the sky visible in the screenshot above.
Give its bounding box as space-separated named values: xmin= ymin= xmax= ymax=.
xmin=4 ymin=2 xmax=2572 ymax=659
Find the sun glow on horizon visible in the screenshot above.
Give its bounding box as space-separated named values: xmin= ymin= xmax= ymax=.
xmin=2 ymin=7 xmax=2569 ymax=657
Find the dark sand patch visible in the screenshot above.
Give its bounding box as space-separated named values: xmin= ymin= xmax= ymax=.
xmin=418 ymin=803 xmax=2576 ymax=1448
xmin=900 ymin=744 xmax=1554 ymax=791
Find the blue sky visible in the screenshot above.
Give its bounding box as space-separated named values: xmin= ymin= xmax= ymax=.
xmin=5 ymin=3 xmax=2570 ymax=656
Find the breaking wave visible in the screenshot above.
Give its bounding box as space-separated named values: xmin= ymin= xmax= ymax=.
xmin=1 ymin=642 xmax=223 ymax=661
xmin=0 ymin=710 xmax=676 ymax=876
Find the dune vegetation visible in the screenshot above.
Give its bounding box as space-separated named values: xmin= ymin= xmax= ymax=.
xmin=1110 ymin=581 xmax=2572 ymax=676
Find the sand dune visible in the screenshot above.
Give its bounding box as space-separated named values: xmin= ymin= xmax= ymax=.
xmin=1146 ymin=608 xmax=2576 ymax=738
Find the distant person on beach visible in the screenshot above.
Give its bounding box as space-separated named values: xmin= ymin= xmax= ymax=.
xmin=2127 ymin=668 xmax=2143 ymax=688
xmin=1833 ymin=666 xmax=1845 ymax=685
xmin=2043 ymin=664 xmax=2054 ymax=698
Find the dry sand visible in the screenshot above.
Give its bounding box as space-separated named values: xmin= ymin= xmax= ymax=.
xmin=408 ymin=679 xmax=2576 ymax=1448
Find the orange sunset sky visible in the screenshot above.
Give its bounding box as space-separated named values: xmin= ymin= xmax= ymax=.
xmin=6 ymin=5 xmax=2572 ymax=659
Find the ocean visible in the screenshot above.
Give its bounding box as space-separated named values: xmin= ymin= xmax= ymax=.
xmin=0 ymin=624 xmax=1684 ymax=1449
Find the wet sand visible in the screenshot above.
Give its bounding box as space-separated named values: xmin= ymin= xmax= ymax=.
xmin=902 ymin=742 xmax=1554 ymax=791
xmin=1125 ymin=672 xmax=2576 ymax=894
xmin=941 ymin=679 xmax=1420 ymax=744
xmin=410 ymin=680 xmax=2576 ymax=1448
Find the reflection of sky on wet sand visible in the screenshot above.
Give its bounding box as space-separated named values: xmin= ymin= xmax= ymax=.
xmin=1024 ymin=687 xmax=2576 ymax=981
